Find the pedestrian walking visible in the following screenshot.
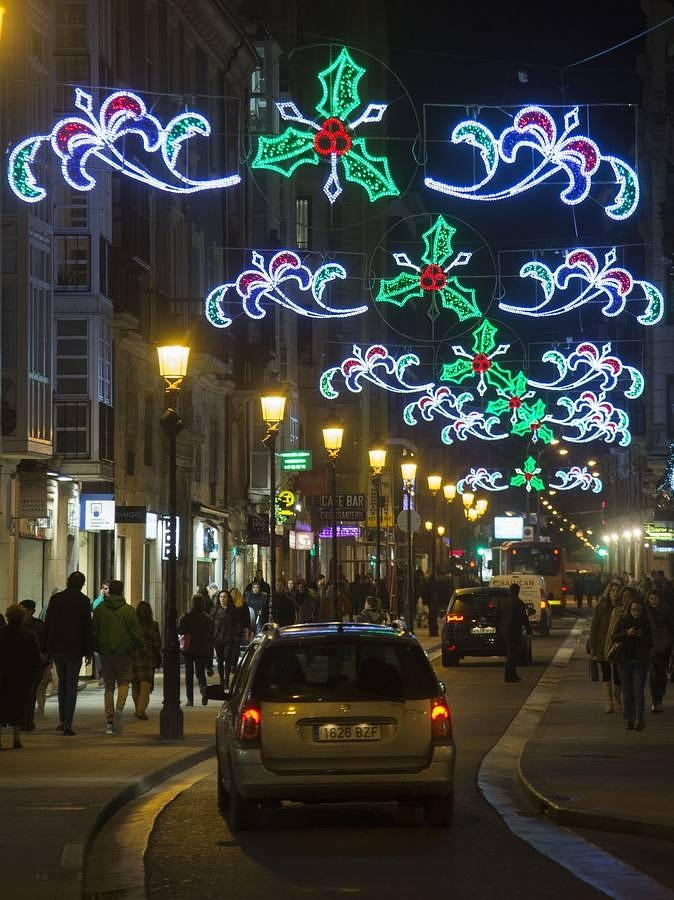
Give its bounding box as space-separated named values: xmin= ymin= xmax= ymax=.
xmin=93 ymin=580 xmax=144 ymax=734
xmin=178 ymin=594 xmax=214 ymax=706
xmin=499 ymin=583 xmax=532 ymax=683
xmin=243 ymin=581 xmax=268 ymax=632
xmin=295 ymin=581 xmax=318 ymax=623
xmin=645 ymin=588 xmax=673 ymax=713
xmin=588 ymin=578 xmax=623 ymax=713
xmin=0 ymin=605 xmax=42 ymax=749
xmin=130 ymin=602 xmax=162 ymax=720
xmin=212 ymin=590 xmax=248 ymax=686
xmin=43 ymin=570 xmax=93 ymax=735
xmin=274 ymin=579 xmax=297 ymax=626
xmin=604 ymin=585 xmax=638 ymax=711
xmin=91 ymin=581 xmax=110 ymax=685
xmin=610 ymin=596 xmax=653 ymax=731
xmin=18 ymin=600 xmax=50 ymax=729
xmin=357 ymin=596 xmax=387 ymax=624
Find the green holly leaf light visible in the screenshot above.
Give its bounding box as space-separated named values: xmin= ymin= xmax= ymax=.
xmin=252 ymin=47 xmax=399 ymax=204
xmin=375 ymin=216 xmax=481 ymax=322
xmin=439 ymin=318 xmax=512 ymax=395
xmin=511 ymin=399 xmax=555 ymax=444
xmin=510 ymin=456 xmax=546 ymax=493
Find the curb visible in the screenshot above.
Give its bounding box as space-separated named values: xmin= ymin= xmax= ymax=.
xmin=518 ymin=762 xmax=674 ymax=843
xmin=74 ymin=741 xmax=216 ymax=897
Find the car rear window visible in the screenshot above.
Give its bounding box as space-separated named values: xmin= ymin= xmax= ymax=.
xmin=252 ymin=639 xmax=438 ymax=702
xmin=449 ymin=592 xmax=504 ymax=616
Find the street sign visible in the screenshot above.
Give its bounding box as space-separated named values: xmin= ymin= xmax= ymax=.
xmin=366 ymin=475 xmax=394 ymax=528
xmin=279 ymin=450 xmax=312 ymax=472
xmin=319 ymin=493 xmax=366 ymax=522
xmin=115 ymin=505 xmax=147 ymax=524
xmin=246 ymin=513 xmax=269 ymax=546
xmin=644 ymin=522 xmax=674 ymax=541
xmin=397 ymin=509 xmax=421 ymax=533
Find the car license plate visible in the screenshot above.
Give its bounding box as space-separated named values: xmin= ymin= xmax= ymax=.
xmin=471 ymin=626 xmax=496 ymax=635
xmin=314 ymin=724 xmax=381 ymax=742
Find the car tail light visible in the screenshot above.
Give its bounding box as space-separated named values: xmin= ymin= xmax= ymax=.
xmin=238 ymin=702 xmax=262 ymax=743
xmin=445 ymin=613 xmax=464 ymax=623
xmin=561 ymin=585 xmax=568 ymax=593
xmin=430 ymin=697 xmax=452 ymax=742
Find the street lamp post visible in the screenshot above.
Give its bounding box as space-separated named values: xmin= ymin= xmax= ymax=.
xmin=260 ymin=392 xmax=287 ymax=624
xmin=443 ymin=482 xmax=456 ymax=575
xmin=368 ymin=443 xmax=387 ymax=606
xmin=323 ymin=424 xmax=344 ymax=618
xmin=427 ymin=473 xmax=442 ymax=580
xmin=401 ymin=458 xmax=418 ymax=634
xmin=156 ymin=342 xmax=190 ymax=741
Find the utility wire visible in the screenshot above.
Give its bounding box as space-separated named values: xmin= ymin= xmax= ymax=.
xmin=566 ymin=13 xmax=674 ymax=68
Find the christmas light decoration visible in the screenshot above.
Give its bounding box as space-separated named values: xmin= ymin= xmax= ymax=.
xmin=527 ymin=341 xmax=644 ymax=399
xmin=375 ymin=216 xmax=480 ymax=322
xmin=456 ymin=468 xmax=508 ymax=493
xmin=425 ymin=105 xmax=639 ymax=221
xmin=656 ymin=443 xmax=674 ymax=503
xmin=252 ymin=47 xmax=399 ymax=204
xmin=546 ymin=391 xmax=631 ymax=446
xmin=548 ymin=467 xmax=603 ymax=493
xmin=205 ymin=250 xmax=367 ymax=329
xmin=403 ymin=386 xmax=508 ymax=445
xmin=439 ymin=319 xmax=511 ymax=396
xmin=500 ymin=248 xmax=663 ymax=326
xmin=319 ymin=344 xmax=433 ymax=400
xmin=511 ymin=456 xmax=545 ymax=493
xmin=8 ymin=88 xmax=240 ymax=202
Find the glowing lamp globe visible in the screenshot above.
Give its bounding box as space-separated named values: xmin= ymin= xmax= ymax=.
xmin=368 ymin=445 xmax=387 ymax=474
xmin=443 ymin=483 xmax=457 ymax=501
xmin=260 ymin=394 xmax=287 ymax=426
xmin=323 ymin=425 xmax=344 ymax=455
xmin=400 ymin=460 xmax=418 ymax=485
xmin=156 ymin=344 xmax=190 ymax=389
xmin=427 ymin=474 xmax=442 ymax=494
xmin=462 ymin=491 xmax=475 ymax=509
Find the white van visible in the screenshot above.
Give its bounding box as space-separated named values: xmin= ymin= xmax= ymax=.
xmin=489 ymin=573 xmax=551 ymax=635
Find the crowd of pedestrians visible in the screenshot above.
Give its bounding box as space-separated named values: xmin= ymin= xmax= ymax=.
xmin=587 ymin=571 xmax=674 ymax=732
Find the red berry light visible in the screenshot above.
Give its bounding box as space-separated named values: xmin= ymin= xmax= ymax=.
xmin=471 ymin=353 xmax=491 ymax=373
xmin=313 ymin=118 xmax=352 ymax=157
xmin=419 ymin=264 xmax=447 ymax=291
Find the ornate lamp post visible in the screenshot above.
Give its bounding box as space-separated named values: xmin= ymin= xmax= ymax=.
xmin=323 ymin=423 xmax=344 ymax=617
xmin=368 ymin=443 xmax=387 ymax=606
xmin=443 ymin=482 xmax=457 ymax=574
xmin=156 ymin=342 xmax=190 ymax=740
xmin=427 ymin=474 xmax=442 ymax=582
xmin=401 ymin=458 xmax=418 ymax=633
xmin=260 ymin=392 xmax=287 ymax=624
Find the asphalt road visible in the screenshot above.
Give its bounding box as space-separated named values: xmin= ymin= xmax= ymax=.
xmin=144 ymin=619 xmax=612 ymax=900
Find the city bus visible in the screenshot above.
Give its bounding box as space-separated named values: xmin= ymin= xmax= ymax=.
xmin=491 ymin=541 xmax=569 ymax=607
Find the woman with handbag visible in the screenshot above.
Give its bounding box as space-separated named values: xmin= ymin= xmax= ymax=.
xmin=588 ymin=579 xmax=622 ymax=713
xmin=610 ymin=597 xmax=653 ymax=731
xmin=131 ymin=602 xmax=162 ymax=720
xmin=178 ymin=594 xmax=214 ymax=707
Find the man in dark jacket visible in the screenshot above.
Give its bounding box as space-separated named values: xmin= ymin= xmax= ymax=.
xmin=43 ymin=571 xmax=93 ymax=735
xmin=500 ymin=582 xmax=532 ymax=683
xmin=93 ymin=580 xmax=144 ymax=734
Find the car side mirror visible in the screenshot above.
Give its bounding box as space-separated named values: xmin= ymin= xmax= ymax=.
xmin=205 ymin=684 xmax=230 ymax=702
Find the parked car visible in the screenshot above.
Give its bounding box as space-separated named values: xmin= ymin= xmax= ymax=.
xmin=214 ymin=622 xmax=455 ymax=830
xmin=441 ymin=586 xmax=533 ymax=667
xmin=489 ymin=573 xmax=551 ymax=636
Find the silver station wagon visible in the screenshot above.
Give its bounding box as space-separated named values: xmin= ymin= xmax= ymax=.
xmin=214 ymin=622 xmax=455 ymax=830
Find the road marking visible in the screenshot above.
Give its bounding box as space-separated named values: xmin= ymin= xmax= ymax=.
xmin=478 ymin=622 xmax=674 ymax=899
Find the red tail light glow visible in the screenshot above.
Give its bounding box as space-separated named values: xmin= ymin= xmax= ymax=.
xmin=445 ymin=613 xmax=464 ymax=622
xmin=430 ymin=697 xmax=452 ymax=741
xmin=238 ymin=703 xmax=262 ymax=742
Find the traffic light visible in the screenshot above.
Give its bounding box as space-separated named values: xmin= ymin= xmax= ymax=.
xmin=476 ymin=546 xmax=487 ymax=558
xmin=596 ymin=547 xmax=608 ymax=559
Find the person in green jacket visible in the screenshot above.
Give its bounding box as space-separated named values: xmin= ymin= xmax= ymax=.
xmin=93 ymin=580 xmax=143 ymax=735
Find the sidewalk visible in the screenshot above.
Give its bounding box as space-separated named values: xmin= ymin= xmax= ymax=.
xmin=0 ymin=676 xmax=218 ymax=900
xmin=519 ymin=624 xmax=674 ymax=841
